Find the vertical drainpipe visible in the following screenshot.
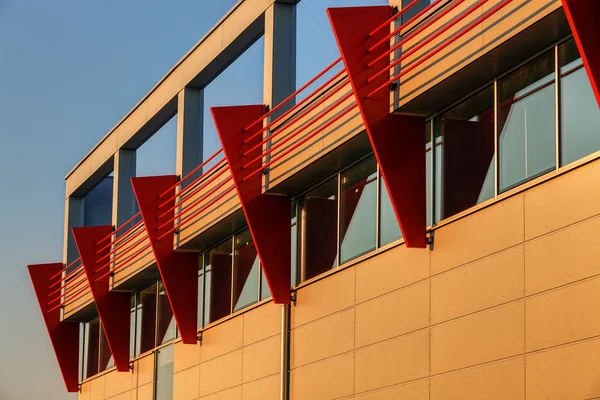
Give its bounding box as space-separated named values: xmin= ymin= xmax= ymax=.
xmin=281 ymin=303 xmax=291 ymax=400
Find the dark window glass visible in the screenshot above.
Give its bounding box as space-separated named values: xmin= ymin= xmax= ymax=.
xmin=157 ymin=280 xmax=176 ymax=345
xmin=426 ymin=121 xmax=433 ymax=227
xmin=433 ymin=121 xmax=442 ymax=223
xmin=233 ymin=229 xmax=259 ymax=311
xmin=82 ymin=317 xmax=100 ymax=379
xmin=300 ymin=176 xmax=338 ymax=281
xmin=560 ymin=38 xmax=600 ymax=165
xmin=340 ymin=157 xmax=377 ymax=262
xmin=439 ymin=85 xmax=495 ymax=219
xmin=198 ymin=255 xmax=204 ymax=329
xmin=498 ymin=51 xmax=556 ymax=191
xmin=155 ymin=344 xmax=174 ymax=400
xmin=98 ymin=325 xmax=113 ymax=372
xmin=379 ymin=176 xmax=402 ymax=247
xmin=138 ymin=284 xmax=157 ymax=354
xmin=291 ymin=201 xmax=299 ymax=288
xmin=205 ymin=240 xmax=233 ymax=324
xmin=129 ymin=295 xmax=136 ymax=359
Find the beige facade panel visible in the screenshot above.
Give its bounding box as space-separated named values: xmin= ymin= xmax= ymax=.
xmin=241 ymin=374 xmax=280 ymax=400
xmin=173 ymin=364 xmax=200 ymax=400
xmin=174 ymin=341 xmax=202 ymax=373
xmin=63 ymin=276 xmax=94 ymax=319
xmin=290 ymin=353 xmax=354 ymax=400
xmin=136 ymin=383 xmax=154 ymax=400
xmin=242 ymin=302 xmax=281 ymax=345
xmin=241 ymin=334 xmax=281 ymax=383
xmin=136 ymin=353 xmax=156 ymax=386
xmin=431 ymin=194 xmax=525 ymax=275
xmin=290 ymin=308 xmax=354 ymax=369
xmin=526 ymin=337 xmax=600 ymax=400
xmin=199 ymin=349 xmax=243 ymax=397
xmin=397 ymin=0 xmax=561 ymax=107
xmin=80 ymin=382 xmax=91 ymax=400
xmin=524 ymin=161 xmax=600 ymax=240
xmin=352 ymin=379 xmax=429 ymax=400
xmin=201 ymin=315 xmax=244 ymax=362
xmin=430 ymin=357 xmax=525 ymax=400
xmin=355 ymin=329 xmax=429 ymax=394
xmin=355 ymin=246 xmax=430 ymax=304
xmin=104 ymin=368 xmax=135 ymax=399
xmin=106 ymin=392 xmax=132 ymax=400
xmin=430 ymin=301 xmax=524 ymax=375
xmin=355 ymin=280 xmax=429 ymax=348
xmin=525 ymin=214 xmax=600 ymax=295
xmin=526 ymin=276 xmax=600 ymax=352
xmin=199 ymin=386 xmax=242 ymax=400
xmin=90 ymin=375 xmax=106 ymax=400
xmin=430 ymin=245 xmax=525 ymax=325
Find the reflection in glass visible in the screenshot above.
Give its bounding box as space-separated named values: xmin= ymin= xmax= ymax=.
xmin=560 ymin=39 xmax=600 ymax=165
xmin=291 ymin=202 xmax=298 ymax=288
xmin=82 ymin=317 xmax=100 ymax=379
xmin=198 ymin=255 xmax=204 ymax=329
xmin=426 ymin=121 xmax=432 ymax=227
xmin=138 ymin=284 xmax=157 ymax=355
xmin=498 ymin=51 xmax=556 ymax=191
xmin=98 ymin=325 xmax=113 ymax=372
xmin=157 ymin=280 xmax=176 ymax=345
xmin=233 ymin=229 xmax=259 ymax=311
xmin=155 ymin=344 xmax=174 ymax=400
xmin=300 ymin=176 xmax=338 ymax=281
xmin=260 ymin=270 xmax=271 ymax=301
xmin=440 ymin=85 xmax=495 ymax=219
xmin=129 ymin=296 xmax=136 ymax=359
xmin=205 ymin=239 xmax=233 ymax=324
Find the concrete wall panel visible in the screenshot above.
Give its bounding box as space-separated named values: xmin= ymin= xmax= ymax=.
xmin=104 ymin=369 xmax=135 ymax=399
xmin=242 ymin=334 xmax=281 ymax=383
xmin=136 ymin=383 xmax=153 ymax=400
xmin=290 ymin=353 xmax=354 ymax=400
xmin=353 ymin=380 xmax=429 ymax=400
xmin=200 ymin=386 xmax=242 ymax=400
xmin=242 ymin=302 xmax=281 ymax=345
xmin=199 ymin=349 xmax=243 ymax=397
xmin=173 ymin=365 xmax=200 ymax=400
xmin=174 ymin=341 xmax=202 ymax=373
xmin=201 ymin=316 xmax=244 ymax=362
xmin=241 ymin=374 xmax=280 ymax=400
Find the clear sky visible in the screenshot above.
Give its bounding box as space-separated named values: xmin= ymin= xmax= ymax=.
xmin=0 ymin=0 xmax=383 ymax=398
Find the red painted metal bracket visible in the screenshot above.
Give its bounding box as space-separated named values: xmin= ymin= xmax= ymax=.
xmin=328 ymin=6 xmax=427 ymax=248
xmin=561 ymin=0 xmax=600 ymax=107
xmin=211 ymin=105 xmax=291 ymax=304
xmin=28 ymin=263 xmax=79 ymax=392
xmin=131 ymin=175 xmax=198 ymax=344
xmin=72 ymin=226 xmax=131 ymax=372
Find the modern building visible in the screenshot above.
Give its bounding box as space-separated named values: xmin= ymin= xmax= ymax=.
xmin=28 ymin=0 xmax=600 ymax=399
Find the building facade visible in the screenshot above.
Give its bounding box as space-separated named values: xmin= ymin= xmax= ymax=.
xmin=28 ymin=0 xmax=600 ymax=399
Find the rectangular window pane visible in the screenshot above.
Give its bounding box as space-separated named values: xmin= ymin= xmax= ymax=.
xmin=379 ymin=176 xmax=402 ymax=247
xmin=157 ymin=280 xmax=176 ymax=345
xmin=129 ymin=295 xmax=136 ymax=359
xmin=341 ymin=157 xmax=377 ymax=263
xmin=82 ymin=317 xmax=100 ymax=379
xmin=440 ymin=85 xmax=495 ymax=219
xmin=560 ymin=38 xmax=600 ymax=165
xmin=198 ymin=255 xmax=204 ymax=329
xmin=260 ymin=270 xmax=271 ymax=301
xmin=233 ymin=229 xmax=259 ymax=312
xmin=99 ymin=325 xmax=113 ymax=372
xmin=138 ymin=284 xmax=157 ymax=354
xmin=300 ymin=176 xmax=338 ymax=281
xmin=205 ymin=240 xmax=233 ymax=324
xmin=291 ymin=201 xmax=298 ymax=288
xmin=434 ymin=122 xmax=442 ymax=223
xmin=155 ymin=344 xmax=174 ymax=400
xmin=426 ymin=121 xmax=432 ymax=227
xmin=498 ymin=50 xmax=556 ymax=191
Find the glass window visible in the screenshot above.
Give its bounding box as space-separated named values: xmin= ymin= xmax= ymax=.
xmin=82 ymin=317 xmax=100 ymax=379
xmin=560 ymin=38 xmax=600 ymax=165
xmin=379 ymin=176 xmax=402 ymax=247
xmin=138 ymin=284 xmax=157 ymax=355
xmin=205 ymin=239 xmax=233 ymax=324
xmin=340 ymin=157 xmax=377 ymax=263
xmin=157 ymin=281 xmax=176 ymax=345
xmin=129 ymin=296 xmax=136 ymax=359
xmin=498 ymin=50 xmax=556 ymax=191
xmin=155 ymin=344 xmax=174 ymax=400
xmin=260 ymin=270 xmax=271 ymax=301
xmin=439 ymin=85 xmax=495 ymax=219
xmin=233 ymin=229 xmax=259 ymax=312
xmin=99 ymin=325 xmax=113 ymax=372
xmin=291 ymin=201 xmax=299 ymax=288
xmin=198 ymin=255 xmax=204 ymax=329
xmin=426 ymin=121 xmax=433 ymax=227
xmin=300 ymin=176 xmax=338 ymax=281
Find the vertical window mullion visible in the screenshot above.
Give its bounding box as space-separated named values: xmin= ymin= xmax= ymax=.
xmin=336 ymin=173 xmax=341 ymax=268
xmin=494 ymin=79 xmax=499 ymax=199
xmin=154 ymin=281 xmax=159 ymax=349
xmin=375 ymin=162 xmax=381 ymax=248
xmin=230 ymin=236 xmax=235 ymax=314
xmin=429 ymin=121 xmax=434 ymax=227
xmin=555 ymin=43 xmax=561 ymax=170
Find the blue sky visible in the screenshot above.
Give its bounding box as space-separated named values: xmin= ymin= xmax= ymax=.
xmin=0 ymin=0 xmax=384 ymax=398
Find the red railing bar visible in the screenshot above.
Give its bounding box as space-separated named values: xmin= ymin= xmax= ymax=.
xmin=158 ymin=157 xmax=228 ymax=209
xmin=95 ymin=212 xmax=142 ymax=246
xmin=368 ymin=0 xmax=447 ymax=53
xmin=244 ymin=57 xmax=343 ymax=132
xmin=368 ymin=0 xmax=423 ymax=38
xmin=95 ymin=227 xmax=148 ymax=267
xmin=157 ymin=185 xmax=237 ymax=241
xmin=48 ymin=257 xmax=82 ymax=282
xmin=243 ymin=103 xmax=359 ymax=182
xmin=367 ymin=0 xmax=512 ymax=98
xmin=157 ymin=164 xmax=229 ymax=219
xmin=47 ymin=264 xmax=84 ymax=290
xmin=94 ymin=242 xmax=153 ymax=283
xmin=47 ymin=275 xmax=88 ymax=306
xmin=156 ymin=175 xmax=233 ymax=232
xmin=157 ymin=148 xmax=224 ymax=199
xmin=95 ymin=219 xmax=144 ymax=255
xmin=94 ymin=231 xmax=149 ymax=273
xmin=243 ymin=90 xmax=355 ymax=169
xmin=46 ymin=268 xmax=86 ymax=297
xmin=368 ymin=0 xmax=467 ymax=71
xmin=46 ymin=283 xmax=91 ymax=314
xmin=243 ymin=77 xmax=350 ymax=157
xmin=243 ymin=68 xmax=348 ymax=145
